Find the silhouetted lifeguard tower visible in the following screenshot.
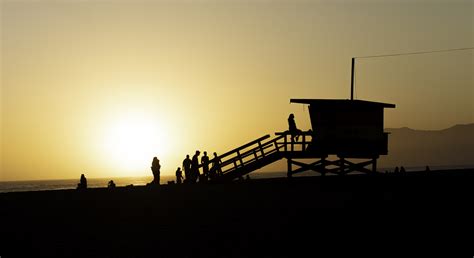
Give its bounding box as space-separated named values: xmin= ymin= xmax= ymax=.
xmin=283 ymin=99 xmax=395 ymax=176
xmin=203 ymin=59 xmax=395 ymax=181
xmin=205 ymin=99 xmax=395 ymax=181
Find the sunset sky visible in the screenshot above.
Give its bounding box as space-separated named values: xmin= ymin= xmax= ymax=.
xmin=1 ymin=0 xmax=472 ymax=181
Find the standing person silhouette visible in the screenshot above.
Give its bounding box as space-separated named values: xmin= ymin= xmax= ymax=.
xmin=288 ymin=114 xmax=302 ymax=142
xmin=182 ymin=155 xmax=192 ymax=183
xmin=212 ymin=152 xmax=222 ymax=177
xmin=151 ymin=157 xmax=161 ymax=185
xmin=191 ymin=150 xmax=201 ymax=183
xmin=201 ymin=151 xmax=210 ymax=178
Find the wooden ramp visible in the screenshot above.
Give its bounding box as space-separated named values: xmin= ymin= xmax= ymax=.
xmin=210 ymin=134 xmax=285 ymax=182
xmin=208 ymin=131 xmax=382 ymax=182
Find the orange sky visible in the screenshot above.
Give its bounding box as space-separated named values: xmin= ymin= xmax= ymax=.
xmin=1 ymin=0 xmax=473 ymax=181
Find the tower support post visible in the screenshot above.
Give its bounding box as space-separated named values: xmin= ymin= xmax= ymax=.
xmin=287 ymin=158 xmax=293 ymax=178
xmin=372 ymin=158 xmax=377 ymax=173
xmin=340 ymin=157 xmax=345 ymax=175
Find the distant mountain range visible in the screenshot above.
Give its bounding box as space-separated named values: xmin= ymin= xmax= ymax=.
xmin=379 ymin=123 xmax=474 ymax=169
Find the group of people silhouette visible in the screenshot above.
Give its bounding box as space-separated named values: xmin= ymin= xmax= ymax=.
xmin=178 ymin=151 xmax=223 ymax=184
xmin=393 ymin=166 xmax=406 ymax=173
xmin=147 ymin=150 xmax=224 ymax=186
xmin=385 ymin=166 xmax=432 ymax=174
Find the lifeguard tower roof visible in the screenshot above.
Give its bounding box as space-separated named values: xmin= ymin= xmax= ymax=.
xmin=290 ymin=99 xmax=395 ymax=108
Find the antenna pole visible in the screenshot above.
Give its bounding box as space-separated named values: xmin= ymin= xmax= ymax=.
xmin=351 ymin=57 xmax=355 ymax=100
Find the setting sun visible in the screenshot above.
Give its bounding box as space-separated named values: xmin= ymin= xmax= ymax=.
xmin=100 ymin=112 xmax=170 ymax=176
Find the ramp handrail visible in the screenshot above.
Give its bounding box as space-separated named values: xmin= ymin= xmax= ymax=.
xmin=218 ymin=134 xmax=271 ymax=160
xmin=198 ymin=135 xmax=269 ymax=170
xmin=196 ymin=131 xmax=313 ymax=181
xmin=201 ymin=134 xmax=285 ymax=177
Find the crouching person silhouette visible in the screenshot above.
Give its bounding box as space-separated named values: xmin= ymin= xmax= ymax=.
xmin=176 ymin=167 xmax=183 ymax=184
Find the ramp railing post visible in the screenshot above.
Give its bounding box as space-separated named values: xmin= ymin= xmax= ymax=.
xmin=237 ymin=151 xmax=243 ymax=167
xmin=258 ymin=141 xmax=265 ymax=157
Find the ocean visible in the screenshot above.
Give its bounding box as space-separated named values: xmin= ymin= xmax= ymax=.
xmin=1 ymin=165 xmax=472 ymax=193
xmin=0 ymin=171 xmax=288 ymax=193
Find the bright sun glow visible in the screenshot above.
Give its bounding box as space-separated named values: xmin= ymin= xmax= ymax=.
xmin=101 ymin=112 xmax=170 ymax=176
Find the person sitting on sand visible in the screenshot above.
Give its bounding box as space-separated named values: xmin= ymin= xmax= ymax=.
xmin=288 ymin=113 xmax=302 ymax=142
xmin=77 ymin=174 xmax=87 ymax=190
xmin=108 ymin=180 xmax=116 ymax=189
xmin=151 ymin=157 xmax=161 ymax=185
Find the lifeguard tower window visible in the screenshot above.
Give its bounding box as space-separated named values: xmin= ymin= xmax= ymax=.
xmin=290 ymin=99 xmax=395 ymax=158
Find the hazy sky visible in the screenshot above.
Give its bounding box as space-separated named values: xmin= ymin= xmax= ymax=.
xmin=1 ymin=0 xmax=473 ymax=180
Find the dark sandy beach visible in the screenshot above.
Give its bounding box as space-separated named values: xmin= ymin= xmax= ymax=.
xmin=1 ymin=169 xmax=473 ymax=257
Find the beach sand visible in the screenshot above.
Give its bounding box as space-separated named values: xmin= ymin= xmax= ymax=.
xmin=1 ymin=169 xmax=473 ymax=257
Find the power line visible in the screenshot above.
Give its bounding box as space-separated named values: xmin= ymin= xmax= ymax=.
xmin=354 ymin=47 xmax=474 ymax=59
xmin=350 ymin=47 xmax=473 ymax=100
